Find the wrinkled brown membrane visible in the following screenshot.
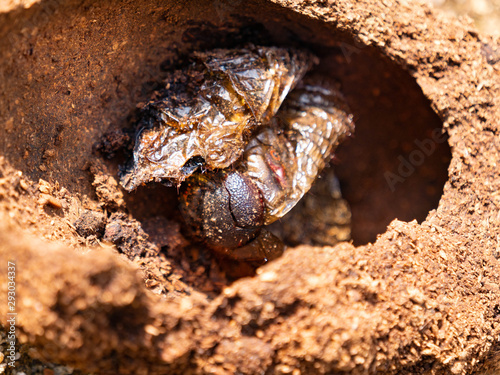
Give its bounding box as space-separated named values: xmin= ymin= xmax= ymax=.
xmin=0 ymin=0 xmax=500 ymax=374
xmin=121 ymin=46 xmax=314 ymax=190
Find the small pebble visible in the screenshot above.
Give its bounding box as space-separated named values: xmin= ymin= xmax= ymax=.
xmin=38 ymin=179 xmax=52 ymax=194
xmin=19 ymin=179 xmax=29 ymax=190
xmin=38 ymin=194 xmax=63 ymax=209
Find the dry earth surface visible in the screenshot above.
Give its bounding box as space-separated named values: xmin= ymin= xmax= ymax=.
xmin=0 ymin=0 xmax=500 ymax=374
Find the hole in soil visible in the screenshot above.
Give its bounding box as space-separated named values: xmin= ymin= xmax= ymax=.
xmin=118 ymin=5 xmax=451 ymax=288
xmin=0 ymin=0 xmax=451 ymax=295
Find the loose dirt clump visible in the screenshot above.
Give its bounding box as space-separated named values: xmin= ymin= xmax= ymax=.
xmin=74 ymin=210 xmax=106 ymax=238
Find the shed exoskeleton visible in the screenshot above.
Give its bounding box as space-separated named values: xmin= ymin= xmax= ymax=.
xmin=121 ymin=46 xmax=354 ymax=262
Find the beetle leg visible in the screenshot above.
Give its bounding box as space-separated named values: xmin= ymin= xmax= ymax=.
xmin=227 ymin=229 xmax=285 ymax=263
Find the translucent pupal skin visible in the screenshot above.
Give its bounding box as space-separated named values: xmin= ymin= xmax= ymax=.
xmin=239 ymin=78 xmax=354 ymax=224
xmin=179 ymin=77 xmax=354 ymax=262
xmin=120 ymin=46 xmax=316 ymax=191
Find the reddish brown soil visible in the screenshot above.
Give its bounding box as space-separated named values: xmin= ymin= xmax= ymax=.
xmin=0 ymin=0 xmax=499 ymax=374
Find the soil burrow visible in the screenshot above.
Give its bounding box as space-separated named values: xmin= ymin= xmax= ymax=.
xmin=0 ymin=0 xmax=499 ymax=374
